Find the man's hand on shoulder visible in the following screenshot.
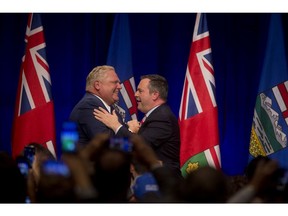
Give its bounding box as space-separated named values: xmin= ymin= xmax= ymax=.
xmin=93 ymin=107 xmax=122 ymax=132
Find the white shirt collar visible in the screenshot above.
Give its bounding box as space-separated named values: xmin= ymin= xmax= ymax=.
xmin=145 ymin=105 xmax=160 ymax=118
xmin=93 ymin=94 xmax=111 ymax=113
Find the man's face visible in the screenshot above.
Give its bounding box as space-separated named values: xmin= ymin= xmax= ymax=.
xmin=97 ymin=70 xmax=122 ymax=105
xmin=135 ymin=78 xmax=154 ymax=113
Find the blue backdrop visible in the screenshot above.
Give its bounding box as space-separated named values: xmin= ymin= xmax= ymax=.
xmin=0 ymin=13 xmax=287 ymax=176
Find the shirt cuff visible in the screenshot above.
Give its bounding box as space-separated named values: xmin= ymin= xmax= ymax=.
xmin=115 ymin=125 xmax=123 ymax=134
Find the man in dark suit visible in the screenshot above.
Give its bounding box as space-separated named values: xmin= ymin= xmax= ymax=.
xmin=69 ymin=65 xmax=129 ymax=147
xmin=94 ymin=74 xmax=182 ymax=179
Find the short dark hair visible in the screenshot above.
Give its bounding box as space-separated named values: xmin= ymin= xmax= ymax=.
xmin=141 ymin=74 xmax=168 ymax=101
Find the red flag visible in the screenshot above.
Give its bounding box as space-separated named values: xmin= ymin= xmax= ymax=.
xmin=12 ymin=13 xmax=56 ymax=158
xmin=179 ymin=13 xmax=221 ymax=177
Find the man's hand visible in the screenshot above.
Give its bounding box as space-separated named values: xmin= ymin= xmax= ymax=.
xmin=127 ymin=119 xmax=140 ymax=133
xmin=93 ymin=107 xmax=122 ymax=132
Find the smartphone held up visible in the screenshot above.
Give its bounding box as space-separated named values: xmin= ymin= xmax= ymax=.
xmin=61 ymin=121 xmax=79 ymax=153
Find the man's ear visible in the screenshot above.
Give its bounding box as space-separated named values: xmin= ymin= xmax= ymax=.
xmin=94 ymin=80 xmax=100 ymax=90
xmin=152 ymin=91 xmax=159 ymax=101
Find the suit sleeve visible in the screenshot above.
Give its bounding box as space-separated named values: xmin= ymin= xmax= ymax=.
xmin=116 ymin=125 xmax=133 ymax=138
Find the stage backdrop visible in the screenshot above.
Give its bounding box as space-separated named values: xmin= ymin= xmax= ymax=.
xmin=1 ymin=13 xmax=287 ymax=176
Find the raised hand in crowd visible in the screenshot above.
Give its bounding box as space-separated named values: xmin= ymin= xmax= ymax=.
xmin=228 ymin=156 xmax=283 ymax=203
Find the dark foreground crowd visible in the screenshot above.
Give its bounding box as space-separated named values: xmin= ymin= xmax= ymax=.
xmin=1 ymin=133 xmax=287 ymax=203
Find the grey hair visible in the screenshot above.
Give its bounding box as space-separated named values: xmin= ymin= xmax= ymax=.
xmin=86 ymin=65 xmax=115 ymax=90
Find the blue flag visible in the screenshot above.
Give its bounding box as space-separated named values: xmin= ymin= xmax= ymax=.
xmin=249 ymin=14 xmax=288 ymax=170
xmin=107 ymin=14 xmax=138 ymax=122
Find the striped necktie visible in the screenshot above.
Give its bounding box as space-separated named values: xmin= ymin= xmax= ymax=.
xmin=112 ymin=104 xmax=126 ymax=123
xmin=110 ymin=105 xmax=116 ymax=114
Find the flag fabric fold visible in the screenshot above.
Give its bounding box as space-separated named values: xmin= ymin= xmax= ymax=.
xmin=179 ymin=13 xmax=221 ymax=177
xmin=107 ymin=14 xmax=137 ymax=122
xmin=12 ymin=13 xmax=56 ymax=158
xmin=249 ymin=14 xmax=288 ymax=170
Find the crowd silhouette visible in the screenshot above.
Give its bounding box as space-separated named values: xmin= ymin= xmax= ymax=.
xmin=1 ymin=133 xmax=287 ymax=203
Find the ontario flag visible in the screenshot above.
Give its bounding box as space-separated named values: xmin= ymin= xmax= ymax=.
xmin=107 ymin=14 xmax=138 ymax=122
xmin=11 ymin=13 xmax=56 ymax=158
xmin=249 ymin=14 xmax=288 ymax=170
xmin=179 ymin=13 xmax=221 ymax=177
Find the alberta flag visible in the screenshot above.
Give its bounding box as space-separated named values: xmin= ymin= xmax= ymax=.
xmin=107 ymin=14 xmax=137 ymax=122
xmin=12 ymin=14 xmax=56 ymax=158
xmin=249 ymin=14 xmax=288 ymax=170
xmin=179 ymin=13 xmax=221 ymax=177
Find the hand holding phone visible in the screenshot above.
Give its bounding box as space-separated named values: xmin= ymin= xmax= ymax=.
xmin=16 ymin=156 xmax=30 ymax=177
xmin=61 ymin=121 xmax=79 ymax=153
xmin=24 ymin=145 xmax=35 ymax=168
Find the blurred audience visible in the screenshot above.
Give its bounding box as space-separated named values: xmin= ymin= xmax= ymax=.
xmin=228 ymin=156 xmax=286 ymax=203
xmin=36 ymin=160 xmax=76 ymax=203
xmin=180 ymin=166 xmax=230 ymax=203
xmin=0 ymin=151 xmax=26 ymax=203
xmin=227 ymin=174 xmax=248 ymax=197
xmin=23 ymin=142 xmax=57 ymax=202
xmin=92 ymin=148 xmax=132 ymax=202
xmin=2 ymin=137 xmax=288 ymax=203
xmin=131 ymin=171 xmax=161 ymax=202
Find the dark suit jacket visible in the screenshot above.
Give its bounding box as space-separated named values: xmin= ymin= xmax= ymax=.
xmin=69 ymin=92 xmax=128 ymax=146
xmin=138 ymin=104 xmax=181 ymax=178
xmin=115 ymin=103 xmax=182 ymax=178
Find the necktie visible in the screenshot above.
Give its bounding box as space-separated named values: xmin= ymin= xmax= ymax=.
xmin=110 ymin=105 xmax=114 ymax=114
xmin=140 ymin=115 xmax=147 ymax=125
xmin=112 ymin=104 xmax=126 ymax=123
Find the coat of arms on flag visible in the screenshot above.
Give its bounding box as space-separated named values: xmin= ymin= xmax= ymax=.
xmin=250 ymin=81 xmax=288 ymax=157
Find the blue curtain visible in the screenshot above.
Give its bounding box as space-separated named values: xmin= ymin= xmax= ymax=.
xmin=1 ymin=13 xmax=286 ymax=176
